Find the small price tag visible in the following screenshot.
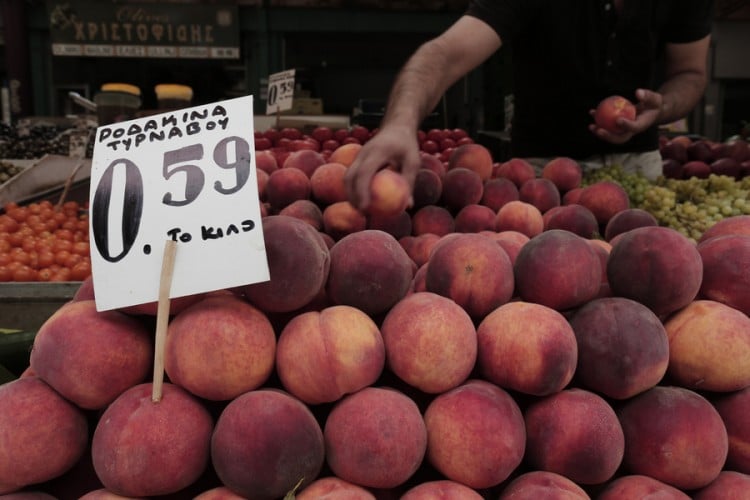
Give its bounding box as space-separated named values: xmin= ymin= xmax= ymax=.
xmin=89 ymin=94 xmax=269 ymax=311
xmin=265 ymin=69 xmax=295 ymax=115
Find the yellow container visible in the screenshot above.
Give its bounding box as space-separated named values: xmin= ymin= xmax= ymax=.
xmin=95 ymin=83 xmax=142 ymax=125
xmin=155 ymin=84 xmax=194 ymax=110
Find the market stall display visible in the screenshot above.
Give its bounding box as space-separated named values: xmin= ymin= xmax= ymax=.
xmin=1 ymin=125 xmax=750 ymax=498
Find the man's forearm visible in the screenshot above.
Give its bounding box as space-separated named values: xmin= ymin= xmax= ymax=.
xmin=381 ymin=39 xmax=459 ymax=131
xmin=656 ymin=70 xmax=708 ymax=125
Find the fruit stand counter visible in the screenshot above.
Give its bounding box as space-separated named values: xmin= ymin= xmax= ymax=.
xmin=0 ymin=281 xmax=80 ymax=378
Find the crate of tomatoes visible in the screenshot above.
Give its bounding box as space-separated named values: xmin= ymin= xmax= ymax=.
xmin=0 ymin=198 xmax=90 ymax=283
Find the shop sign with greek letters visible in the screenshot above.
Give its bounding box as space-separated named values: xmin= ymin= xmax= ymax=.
xmin=88 ymin=94 xmax=269 ymax=311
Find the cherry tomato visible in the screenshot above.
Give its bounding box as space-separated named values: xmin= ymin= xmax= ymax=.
xmin=70 ymin=260 xmax=91 ymax=281
xmin=0 ymin=215 xmax=20 ymax=234
xmin=37 ymin=250 xmax=55 ymax=268
xmin=50 ymin=268 xmax=71 ymax=282
xmin=12 ymin=265 xmax=36 ymax=282
xmin=7 ymin=208 xmax=28 ymax=223
xmin=53 ymin=239 xmax=73 ymax=253
xmin=72 ymin=241 xmax=90 ymax=256
xmin=10 ymin=248 xmax=31 ymax=266
xmin=37 ymin=268 xmax=53 ymax=281
xmin=64 ymin=253 xmax=82 ymax=268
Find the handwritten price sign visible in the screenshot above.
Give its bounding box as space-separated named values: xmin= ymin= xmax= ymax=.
xmin=265 ymin=69 xmax=295 ymax=115
xmin=89 ymin=94 xmax=269 ymax=311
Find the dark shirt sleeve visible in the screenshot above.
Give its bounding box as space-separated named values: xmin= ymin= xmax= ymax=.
xmin=465 ymin=0 xmax=535 ymax=44
xmin=663 ymin=0 xmax=714 ymax=43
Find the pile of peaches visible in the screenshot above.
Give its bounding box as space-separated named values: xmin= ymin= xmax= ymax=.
xmin=1 ymin=128 xmax=749 ymax=499
xmin=660 ymin=134 xmax=750 ymax=180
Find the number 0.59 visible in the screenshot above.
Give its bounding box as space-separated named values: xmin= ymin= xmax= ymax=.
xmin=91 ymin=136 xmax=252 ymax=262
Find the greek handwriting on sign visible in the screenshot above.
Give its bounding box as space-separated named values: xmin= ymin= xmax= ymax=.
xmin=97 ymin=104 xmax=230 ymax=152
xmin=166 ymin=220 xmax=256 ymax=243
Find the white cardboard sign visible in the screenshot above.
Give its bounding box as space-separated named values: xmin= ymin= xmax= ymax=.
xmin=89 ymin=94 xmax=269 ymax=311
xmin=265 ymin=69 xmax=295 ymax=115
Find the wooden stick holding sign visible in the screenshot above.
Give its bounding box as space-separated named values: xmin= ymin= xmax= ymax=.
xmin=152 ymin=239 xmax=177 ymax=403
xmin=55 ymin=160 xmax=85 ymax=211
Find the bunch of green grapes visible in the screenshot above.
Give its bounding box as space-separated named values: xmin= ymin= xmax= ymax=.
xmin=582 ymin=165 xmax=750 ymax=242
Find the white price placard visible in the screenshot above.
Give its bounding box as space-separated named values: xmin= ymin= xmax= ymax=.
xmin=265 ymin=69 xmax=295 ymax=115
xmin=89 ymin=94 xmax=269 ymax=311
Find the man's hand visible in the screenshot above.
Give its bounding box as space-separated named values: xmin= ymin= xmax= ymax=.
xmin=589 ymin=88 xmax=662 ymax=144
xmin=343 ymin=125 xmax=421 ymax=211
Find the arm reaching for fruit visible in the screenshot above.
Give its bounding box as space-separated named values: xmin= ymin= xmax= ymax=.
xmin=590 ymin=35 xmax=711 ymax=145
xmin=344 ymin=15 xmax=501 ymax=211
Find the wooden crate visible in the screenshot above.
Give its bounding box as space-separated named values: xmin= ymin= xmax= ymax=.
xmin=0 ymin=282 xmax=80 ymax=332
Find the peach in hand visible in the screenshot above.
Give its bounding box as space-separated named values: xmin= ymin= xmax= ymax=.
xmin=594 ymin=95 xmax=636 ymax=134
xmin=366 ymin=168 xmax=411 ymax=217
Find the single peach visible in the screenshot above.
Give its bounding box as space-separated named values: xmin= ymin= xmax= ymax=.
xmin=381 ymin=292 xmax=477 ymax=394
xmin=0 ymin=377 xmax=88 ymax=495
xmin=594 ymin=95 xmax=636 ymax=134
xmin=577 ymin=180 xmax=630 ymax=230
xmin=477 ymin=301 xmax=577 ymax=396
xmin=326 ymin=229 xmax=414 ymax=316
xmin=367 ymin=209 xmax=412 ymax=240
xmin=498 ymin=471 xmax=590 ymax=500
xmin=481 ymin=177 xmax=520 ymax=212
xmin=597 ymin=475 xmax=690 ymax=500
xmin=329 ymin=142 xmax=362 ymax=167
xmin=322 ymin=200 xmax=367 ymax=241
xmin=165 ymin=294 xmax=276 ymax=401
xmin=697 ymin=234 xmax=750 ymax=316
xmin=454 ymin=204 xmax=496 ymax=233
xmin=29 ymin=300 xmax=152 ymax=410
xmin=447 ymin=143 xmax=493 ymax=181
xmin=91 ymin=383 xmax=214 ymax=497
xmin=617 ymin=386 xmax=728 ymax=490
xmin=296 ymin=477 xmax=376 ymax=500
xmin=604 ymin=208 xmax=658 ymax=241
xmin=541 ymin=157 xmax=583 ymax=193
xmin=411 ymin=205 xmax=455 ymax=237
xmin=412 ymin=168 xmax=443 ymax=209
xmin=282 ymin=149 xmax=326 ymax=177
xmin=712 ymin=386 xmax=750 ymax=473
xmin=494 ymin=200 xmax=544 ymax=237
xmin=663 ymin=300 xmax=750 ymax=392
xmin=607 ymin=226 xmax=702 ymax=317
xmin=519 ymin=177 xmax=561 ymax=214
xmin=310 ymin=162 xmax=348 ymax=206
xmin=324 ymin=387 xmax=427 ymax=489
xmin=569 ymin=297 xmax=669 ymax=399
xmin=278 ymin=198 xmax=324 ymax=230
xmin=425 ymin=232 xmax=514 ymax=319
xmin=276 ymin=305 xmax=385 ymax=404
xmin=692 ymin=471 xmax=750 ymax=500
xmin=367 ymin=169 xmax=411 ymax=217
xmin=265 ymin=166 xmax=312 ymax=211
xmin=243 ymin=215 xmax=330 ymax=313
xmin=514 ymin=229 xmax=602 ymax=312
xmin=211 ymin=389 xmax=325 ymax=499
xmin=542 ymin=204 xmax=599 ymax=238
xmin=440 ymin=167 xmax=484 ymax=212
xmin=401 ymin=480 xmax=483 ymax=499
xmin=524 ymin=388 xmax=624 ymax=485
xmin=424 ymin=379 xmax=525 ymax=489
xmin=493 ymin=157 xmax=536 ymax=187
